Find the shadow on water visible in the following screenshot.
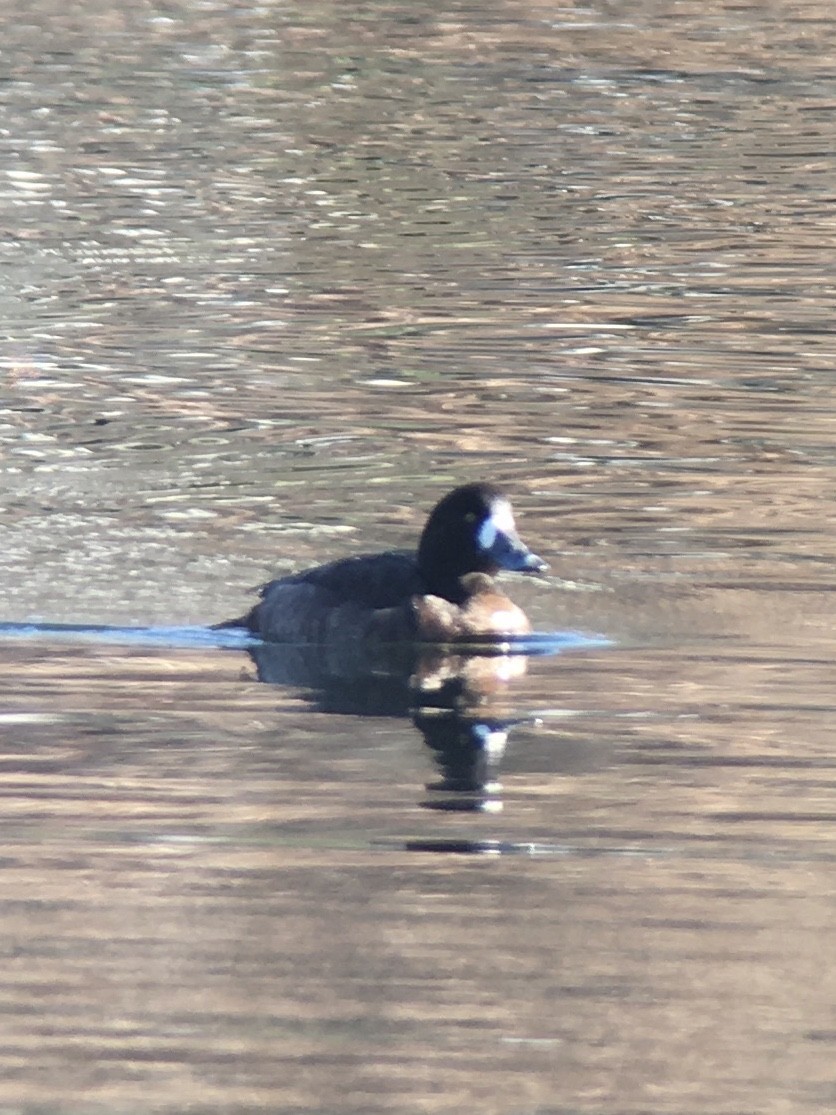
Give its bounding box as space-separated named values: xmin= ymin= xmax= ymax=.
xmin=0 ymin=621 xmax=608 ymax=841
xmin=249 ymin=628 xmax=608 ymax=831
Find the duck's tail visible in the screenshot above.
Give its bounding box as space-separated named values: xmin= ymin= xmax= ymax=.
xmin=210 ymin=615 xmax=249 ymax=631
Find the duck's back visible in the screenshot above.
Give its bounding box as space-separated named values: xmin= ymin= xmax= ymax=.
xmin=245 ymin=550 xmax=425 ymax=642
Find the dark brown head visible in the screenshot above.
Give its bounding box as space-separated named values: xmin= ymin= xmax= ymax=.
xmin=416 ymin=483 xmax=547 ymax=602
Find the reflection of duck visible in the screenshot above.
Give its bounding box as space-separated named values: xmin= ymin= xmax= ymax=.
xmin=247 ymin=639 xmax=527 ymax=718
xmin=249 ymin=639 xmax=529 ymax=813
xmin=218 ymin=483 xmax=547 ymax=642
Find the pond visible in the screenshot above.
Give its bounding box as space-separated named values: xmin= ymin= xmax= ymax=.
xmin=1 ymin=0 xmax=835 ymax=1112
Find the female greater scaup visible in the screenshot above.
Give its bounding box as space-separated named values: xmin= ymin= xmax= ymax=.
xmin=220 ymin=482 xmax=547 ymax=643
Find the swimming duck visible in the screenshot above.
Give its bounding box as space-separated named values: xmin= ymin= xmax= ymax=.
xmin=220 ymin=482 xmax=547 ymax=642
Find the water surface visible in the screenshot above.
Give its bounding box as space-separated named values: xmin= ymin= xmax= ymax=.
xmin=1 ymin=0 xmax=836 ymax=1112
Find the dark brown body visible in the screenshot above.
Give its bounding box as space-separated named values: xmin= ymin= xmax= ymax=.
xmin=237 ymin=571 xmax=531 ymax=643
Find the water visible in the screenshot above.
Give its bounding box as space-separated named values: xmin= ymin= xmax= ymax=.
xmin=1 ymin=0 xmax=836 ymax=1111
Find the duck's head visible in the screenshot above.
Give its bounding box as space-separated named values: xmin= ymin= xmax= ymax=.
xmin=417 ymin=482 xmax=547 ymax=602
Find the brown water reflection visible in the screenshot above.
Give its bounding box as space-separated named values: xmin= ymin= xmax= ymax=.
xmin=2 ymin=0 xmax=836 ymax=1110
xmin=0 ymin=630 xmax=834 ymax=1112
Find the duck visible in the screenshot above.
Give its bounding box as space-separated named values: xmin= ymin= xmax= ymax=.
xmin=219 ymin=482 xmax=547 ymax=643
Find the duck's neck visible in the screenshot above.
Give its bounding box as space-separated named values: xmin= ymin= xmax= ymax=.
xmin=419 ymin=556 xmax=495 ymax=604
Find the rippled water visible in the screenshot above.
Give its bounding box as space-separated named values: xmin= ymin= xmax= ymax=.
xmin=1 ymin=0 xmax=836 ymax=1111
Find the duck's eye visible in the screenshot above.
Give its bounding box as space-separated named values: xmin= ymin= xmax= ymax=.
xmin=464 ymin=511 xmax=477 ymax=524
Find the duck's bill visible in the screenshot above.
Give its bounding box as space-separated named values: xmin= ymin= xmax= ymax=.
xmin=478 ymin=514 xmax=548 ymax=574
xmin=491 ymin=531 xmax=548 ymax=574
